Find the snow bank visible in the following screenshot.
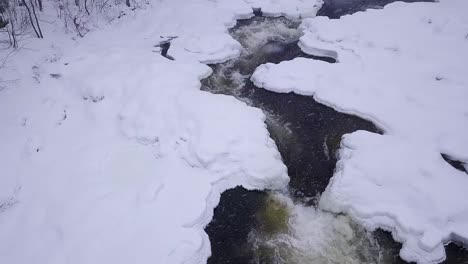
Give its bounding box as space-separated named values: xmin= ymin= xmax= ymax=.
xmin=111 ymin=0 xmax=323 ymax=64
xmin=320 ymin=131 xmax=468 ymax=264
xmin=253 ymin=0 xmax=468 ymax=158
xmin=251 ymin=0 xmax=468 ymax=262
xmin=0 ymin=53 xmax=288 ymax=264
xmin=0 ymin=0 xmax=323 ymax=263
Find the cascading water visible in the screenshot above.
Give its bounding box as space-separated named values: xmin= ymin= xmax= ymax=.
xmin=248 ymin=193 xmax=386 ymax=264
xmin=203 ymin=8 xmax=468 ymax=264
xmin=202 ymin=16 xmax=396 ymax=264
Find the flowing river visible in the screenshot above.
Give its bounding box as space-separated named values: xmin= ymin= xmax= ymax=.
xmin=200 ymin=1 xmax=468 ymax=263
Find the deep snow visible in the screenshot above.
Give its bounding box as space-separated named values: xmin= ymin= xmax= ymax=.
xmin=251 ymin=0 xmax=468 ymax=263
xmin=0 ymin=0 xmax=322 ymax=263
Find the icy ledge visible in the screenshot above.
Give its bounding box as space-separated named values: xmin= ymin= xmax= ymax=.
xmin=251 ymin=0 xmax=468 ymax=263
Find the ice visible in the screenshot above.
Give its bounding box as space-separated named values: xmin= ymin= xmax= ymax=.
xmin=0 ymin=0 xmax=323 ymax=263
xmin=251 ymin=0 xmax=468 ymax=262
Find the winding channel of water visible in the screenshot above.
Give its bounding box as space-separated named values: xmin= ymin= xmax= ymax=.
xmin=199 ymin=1 xmax=468 ymax=263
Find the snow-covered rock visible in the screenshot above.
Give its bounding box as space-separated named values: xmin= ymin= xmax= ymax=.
xmin=251 ymin=0 xmax=468 ymax=263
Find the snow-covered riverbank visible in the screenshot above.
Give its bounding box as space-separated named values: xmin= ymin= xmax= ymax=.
xmin=251 ymin=0 xmax=468 ymax=263
xmin=202 ymin=15 xmax=386 ymax=264
xmin=0 ymin=1 xmax=320 ymax=263
xmin=2 ymin=0 xmax=467 ymax=263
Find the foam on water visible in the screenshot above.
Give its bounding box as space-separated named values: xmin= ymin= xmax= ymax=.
xmin=204 ymin=16 xmax=390 ymax=264
xmin=205 ymin=3 xmax=468 ymax=264
xmin=249 ymin=193 xmax=384 ymax=264
xmin=232 ymin=17 xmax=301 ymax=52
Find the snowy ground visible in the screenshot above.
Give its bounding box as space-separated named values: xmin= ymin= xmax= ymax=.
xmin=0 ymin=0 xmax=322 ymax=263
xmin=251 ymin=0 xmax=468 ymax=263
xmin=3 ymin=0 xmax=468 ymax=263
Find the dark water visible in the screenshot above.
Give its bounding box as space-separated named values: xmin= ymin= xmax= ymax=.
xmin=442 ymin=154 xmax=468 ymax=174
xmin=203 ymin=15 xmax=383 ymax=264
xmin=206 ymin=188 xmax=268 ymax=264
xmin=202 ymin=17 xmax=372 ymax=199
xmin=317 ymin=0 xmax=433 ymax=19
xmin=202 ymin=1 xmax=468 ymax=264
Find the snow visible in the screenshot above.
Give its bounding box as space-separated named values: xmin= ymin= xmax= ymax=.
xmin=251 ymin=0 xmax=468 ymax=263
xmin=320 ymin=131 xmax=468 ymax=264
xmin=0 ymin=0 xmax=323 ymax=263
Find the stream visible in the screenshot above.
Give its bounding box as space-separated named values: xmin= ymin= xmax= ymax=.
xmin=200 ymin=1 xmax=468 ymax=263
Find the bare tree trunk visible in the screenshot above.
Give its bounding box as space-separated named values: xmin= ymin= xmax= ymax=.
xmin=125 ymin=0 xmax=130 ymax=7
xmin=22 ymin=0 xmax=40 ymax=38
xmin=7 ymin=22 xmax=17 ymax=48
xmin=11 ymin=21 xmax=16 ymax=47
xmin=36 ymin=0 xmax=42 ymax=11
xmin=3 ymin=8 xmax=17 ymax=47
xmin=75 ymin=0 xmax=79 ymax=7
xmin=73 ymin=17 xmax=83 ymax=37
xmin=29 ymin=0 xmax=42 ymax=38
xmin=84 ymin=0 xmax=90 ymax=15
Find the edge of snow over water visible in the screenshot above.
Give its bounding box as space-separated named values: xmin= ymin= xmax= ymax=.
xmin=0 ymin=0 xmax=322 ymax=263
xmin=319 ymin=131 xmax=468 ymax=264
xmin=251 ymin=0 xmax=468 ymax=263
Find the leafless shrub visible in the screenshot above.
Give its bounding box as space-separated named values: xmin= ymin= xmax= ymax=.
xmin=0 ymin=0 xmax=148 ymax=51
